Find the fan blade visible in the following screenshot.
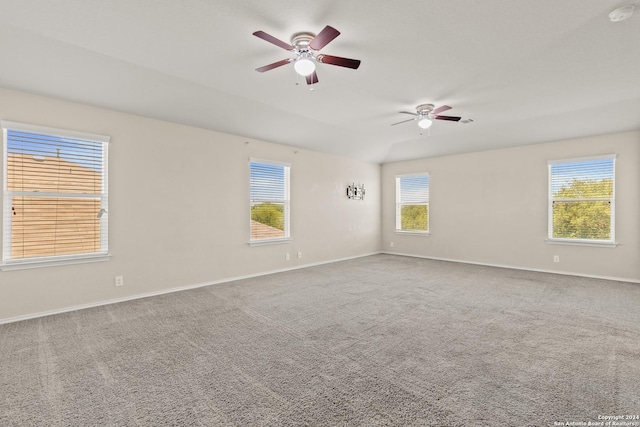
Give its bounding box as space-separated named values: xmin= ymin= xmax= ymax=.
xmin=309 ymin=25 xmax=340 ymax=50
xmin=306 ymin=71 xmax=319 ymax=85
xmin=399 ymin=111 xmax=418 ymax=116
xmin=435 ymin=115 xmax=462 ymax=122
xmin=391 ymin=118 xmax=417 ymax=126
xmin=256 ymin=58 xmax=292 ymax=72
xmin=317 ymin=54 xmax=361 ymax=69
xmin=253 ymin=31 xmax=294 ymax=50
xmin=432 ymin=105 xmax=452 ymax=115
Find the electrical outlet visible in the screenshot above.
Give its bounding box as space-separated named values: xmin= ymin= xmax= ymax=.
xmin=390 ymin=242 xmax=395 ymax=248
xmin=285 ymin=253 xmax=290 ymax=261
xmin=297 ymin=251 xmax=302 ymax=259
xmin=553 ymin=255 xmax=560 ymax=263
xmin=115 ymin=276 xmax=124 ymax=287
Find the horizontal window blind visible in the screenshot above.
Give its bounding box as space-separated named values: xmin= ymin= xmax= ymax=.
xmin=249 ymin=159 xmax=290 ymax=241
xmin=396 ymin=174 xmax=429 ymax=232
xmin=548 ymin=156 xmax=615 ymax=242
xmin=2 ymin=122 xmax=109 ymax=266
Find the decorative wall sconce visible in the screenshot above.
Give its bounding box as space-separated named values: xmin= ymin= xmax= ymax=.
xmin=346 ymin=183 xmax=365 ymax=200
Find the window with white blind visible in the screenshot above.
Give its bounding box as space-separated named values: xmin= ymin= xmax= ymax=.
xmin=396 ymin=173 xmax=429 ymax=233
xmin=1 ymin=121 xmax=110 ymax=270
xmin=548 ymin=155 xmax=615 ymax=245
xmin=249 ymin=159 xmax=290 ymax=244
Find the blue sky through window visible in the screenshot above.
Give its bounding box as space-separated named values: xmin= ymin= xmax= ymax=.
xmin=399 ymin=175 xmax=429 ymax=203
xmin=7 ymin=130 xmax=103 ymax=172
xmin=550 ymin=158 xmax=613 ymax=195
xmin=250 ymin=162 xmax=286 ymax=201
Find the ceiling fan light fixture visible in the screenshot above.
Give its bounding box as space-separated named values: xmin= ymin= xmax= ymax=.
xmin=294 ymin=57 xmax=316 ymax=76
xmin=418 ymin=117 xmax=433 ymax=129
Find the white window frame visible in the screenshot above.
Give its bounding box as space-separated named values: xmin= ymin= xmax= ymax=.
xmin=1 ymin=121 xmax=110 ymax=270
xmin=547 ymin=154 xmax=616 ymax=247
xmin=395 ymin=173 xmax=430 ymax=235
xmin=249 ymin=158 xmax=291 ymax=246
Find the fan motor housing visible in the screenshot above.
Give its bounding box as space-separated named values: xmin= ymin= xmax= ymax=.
xmin=416 ymin=104 xmax=435 ymax=115
xmin=291 ymin=32 xmax=316 ymax=50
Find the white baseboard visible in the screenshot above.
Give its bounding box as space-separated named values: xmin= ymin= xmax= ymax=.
xmin=382 ymin=251 xmax=640 ymax=284
xmin=0 ymin=252 xmax=382 ymax=325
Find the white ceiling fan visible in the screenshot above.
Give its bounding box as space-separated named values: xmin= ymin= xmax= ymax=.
xmin=253 ymin=25 xmax=361 ymax=85
xmin=392 ymin=104 xmax=463 ymax=129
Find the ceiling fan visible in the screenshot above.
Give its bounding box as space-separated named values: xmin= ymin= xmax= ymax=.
xmin=392 ymin=104 xmax=462 ymax=129
xmin=253 ymin=25 xmax=361 ymax=85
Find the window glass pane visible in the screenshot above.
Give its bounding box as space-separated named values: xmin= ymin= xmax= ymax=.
xmin=401 ymin=204 xmax=429 ymax=231
xmin=7 ymin=130 xmax=104 ymax=194
xmin=552 ymin=200 xmax=611 ymax=240
xmin=251 ymin=202 xmax=285 ymax=238
xmin=550 ymin=158 xmax=614 ymax=199
xmin=399 ymin=175 xmax=429 ymax=203
xmin=11 ymin=196 xmax=102 ymax=259
xmin=250 ymin=162 xmax=285 ymax=201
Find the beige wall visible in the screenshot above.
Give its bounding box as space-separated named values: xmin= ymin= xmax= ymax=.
xmin=2 ymin=86 xmax=638 ymax=322
xmin=0 ymin=88 xmax=381 ymax=321
xmin=382 ymin=131 xmax=640 ymax=282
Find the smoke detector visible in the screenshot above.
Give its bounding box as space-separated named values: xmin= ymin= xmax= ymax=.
xmin=609 ymin=5 xmax=635 ymax=22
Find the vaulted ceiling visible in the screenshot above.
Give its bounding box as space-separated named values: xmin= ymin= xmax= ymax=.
xmin=1 ymin=0 xmax=639 ymax=163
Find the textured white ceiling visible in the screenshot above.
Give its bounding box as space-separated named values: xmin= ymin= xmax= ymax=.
xmin=1 ymin=0 xmax=639 ymax=163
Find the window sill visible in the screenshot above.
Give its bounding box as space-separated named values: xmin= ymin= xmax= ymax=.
xmin=249 ymin=238 xmax=292 ymax=247
xmin=1 ymin=253 xmax=111 ymax=271
xmin=394 ymin=230 xmax=430 ymax=237
xmin=545 ymin=239 xmax=617 ymax=248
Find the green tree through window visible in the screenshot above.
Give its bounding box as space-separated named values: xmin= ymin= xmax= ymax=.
xmin=401 ymin=205 xmax=428 ymax=231
xmin=251 ymin=203 xmax=284 ymax=231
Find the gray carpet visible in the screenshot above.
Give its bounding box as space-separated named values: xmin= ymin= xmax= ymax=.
xmin=1 ymin=254 xmax=639 ymax=426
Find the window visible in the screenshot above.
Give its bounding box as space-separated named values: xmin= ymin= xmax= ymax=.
xmin=249 ymin=159 xmax=290 ymax=243
xmin=548 ymin=155 xmax=615 ymax=245
xmin=2 ymin=121 xmax=109 ymax=270
xmin=395 ymin=173 xmax=429 ymax=233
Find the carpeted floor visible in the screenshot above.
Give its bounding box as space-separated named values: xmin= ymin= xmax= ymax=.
xmin=1 ymin=254 xmax=639 ymax=426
